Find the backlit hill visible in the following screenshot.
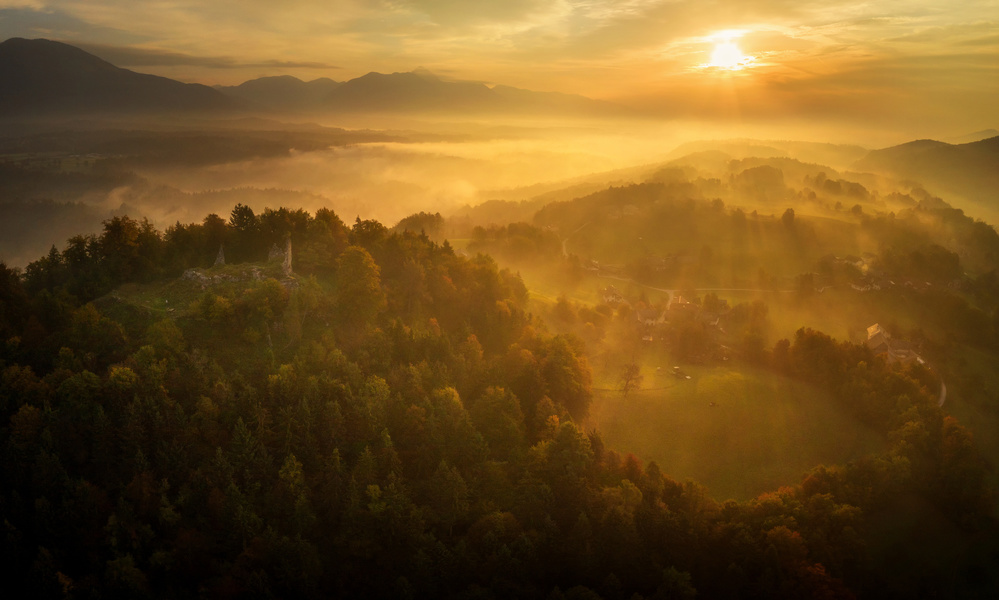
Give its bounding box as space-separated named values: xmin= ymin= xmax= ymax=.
xmin=854 ymin=135 xmax=999 ymax=215
xmin=0 ymin=38 xmax=238 ymax=116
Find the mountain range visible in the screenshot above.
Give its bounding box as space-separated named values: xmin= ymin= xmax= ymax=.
xmin=0 ymin=38 xmax=237 ymax=115
xmin=214 ymin=75 xmax=341 ymax=112
xmin=221 ymin=68 xmax=622 ymax=116
xmin=2 ymin=36 xmax=995 ymax=209
xmin=0 ymin=37 xmax=620 ymax=118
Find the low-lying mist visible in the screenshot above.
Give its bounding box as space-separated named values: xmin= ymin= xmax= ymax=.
xmin=133 ymin=134 xmax=662 ymax=225
xmin=2 ymin=112 xmax=994 ymax=270
xmin=1 ymin=119 xmax=682 ymax=266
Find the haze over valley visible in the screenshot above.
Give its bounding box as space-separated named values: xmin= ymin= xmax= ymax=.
xmin=2 ymin=2 xmax=999 ymax=597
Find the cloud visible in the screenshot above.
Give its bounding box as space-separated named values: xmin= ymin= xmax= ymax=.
xmin=889 ymin=21 xmax=999 ymax=47
xmin=0 ymin=6 xmax=148 ymax=45
xmin=388 ymin=0 xmax=560 ymax=26
xmin=2 ymin=1 xmax=997 ymax=132
xmin=0 ymin=2 xmax=47 ymax=9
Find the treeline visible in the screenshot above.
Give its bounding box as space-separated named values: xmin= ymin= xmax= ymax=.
xmin=506 ymin=182 xmax=999 ymax=349
xmin=860 ymin=192 xmax=999 ymax=276
xmin=0 ymin=207 xmax=997 ymax=598
xmin=16 ymin=204 xmax=353 ymax=305
xmin=467 ymin=222 xmax=562 ymax=263
xmin=528 ymin=180 xmax=999 ymax=289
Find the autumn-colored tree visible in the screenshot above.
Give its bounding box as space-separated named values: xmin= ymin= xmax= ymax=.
xmin=470 ymin=386 xmax=526 ymax=461
xmin=334 ymin=245 xmax=386 ymax=338
xmin=2 ymin=204 xmax=997 ymax=599
xmin=541 ymin=334 xmax=593 ymax=421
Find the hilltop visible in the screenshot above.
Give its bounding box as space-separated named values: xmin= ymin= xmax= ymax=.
xmin=0 ymin=38 xmax=237 ymax=116
xmin=854 ymin=135 xmax=999 ymax=219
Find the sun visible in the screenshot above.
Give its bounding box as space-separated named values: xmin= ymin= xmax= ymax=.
xmin=710 ymin=41 xmax=744 ymax=69
xmin=703 ymin=30 xmax=755 ymax=70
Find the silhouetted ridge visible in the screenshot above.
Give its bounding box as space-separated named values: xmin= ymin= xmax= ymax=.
xmin=324 ymin=70 xmax=499 ymax=112
xmin=855 ymin=135 xmax=999 ymax=206
xmin=0 ymin=37 xmax=237 ymax=115
xmin=0 ymin=37 xmax=621 ymax=117
xmin=215 ymin=75 xmax=341 ymax=111
xmin=857 ymin=136 xmax=999 ymax=172
xmin=946 ymin=129 xmax=999 ymax=144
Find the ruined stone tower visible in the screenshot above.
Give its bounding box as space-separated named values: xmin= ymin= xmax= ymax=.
xmin=282 ymin=236 xmax=292 ymax=277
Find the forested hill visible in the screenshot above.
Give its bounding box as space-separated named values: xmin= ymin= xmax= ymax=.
xmin=853 ymin=136 xmax=999 ymax=216
xmin=1 ymin=206 xmax=997 ymax=598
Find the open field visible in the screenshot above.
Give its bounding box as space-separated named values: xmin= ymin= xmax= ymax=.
xmin=587 ymin=364 xmax=885 ymax=501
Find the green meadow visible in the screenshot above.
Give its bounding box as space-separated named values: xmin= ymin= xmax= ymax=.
xmin=587 ymin=365 xmax=885 ymax=501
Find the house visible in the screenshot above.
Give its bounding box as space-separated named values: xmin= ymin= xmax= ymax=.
xmin=866 ymin=323 xmax=891 ymax=355
xmin=602 ymin=285 xmax=626 ymax=305
xmin=635 ymin=307 xmax=666 ymax=327
xmin=866 ymin=323 xmax=918 ymax=364
xmin=851 ymin=275 xmax=882 ymax=292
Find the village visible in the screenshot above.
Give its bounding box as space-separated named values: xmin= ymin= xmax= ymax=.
xmin=597 ymin=279 xmax=926 ymax=369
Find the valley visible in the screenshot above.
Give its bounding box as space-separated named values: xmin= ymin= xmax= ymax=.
xmin=2 ymin=29 xmax=998 ymax=599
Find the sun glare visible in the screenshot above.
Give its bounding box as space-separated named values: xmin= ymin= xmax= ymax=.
xmin=711 ymin=41 xmax=744 ymax=68
xmin=703 ymin=30 xmax=755 ymax=70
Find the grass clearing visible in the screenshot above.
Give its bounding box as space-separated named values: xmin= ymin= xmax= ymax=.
xmin=587 ymin=364 xmax=885 ymax=501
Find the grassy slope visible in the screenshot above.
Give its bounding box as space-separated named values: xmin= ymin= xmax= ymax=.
xmin=587 ymin=364 xmax=884 ymax=501
xmin=515 ymin=266 xmax=887 ymax=501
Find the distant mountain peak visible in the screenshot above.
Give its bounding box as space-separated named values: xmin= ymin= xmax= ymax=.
xmin=1 ymin=37 xmax=120 ymax=73
xmin=0 ymin=37 xmax=237 ymax=115
xmin=243 ymin=74 xmax=305 ymax=84
xmin=0 ymin=38 xmax=624 ymax=118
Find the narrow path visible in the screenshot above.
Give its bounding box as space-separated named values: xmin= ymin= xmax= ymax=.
xmin=560 ymin=221 xmax=592 ymax=258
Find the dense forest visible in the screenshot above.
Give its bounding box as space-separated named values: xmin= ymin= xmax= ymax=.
xmin=2 ymin=204 xmax=997 ymax=599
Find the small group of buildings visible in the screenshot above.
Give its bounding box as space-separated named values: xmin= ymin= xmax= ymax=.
xmin=601 ymin=285 xmax=726 ymax=348
xmin=865 ymin=323 xmax=922 ymax=364
xmin=850 ymin=277 xmax=884 ymax=292
xmin=601 ymin=285 xmax=627 ymax=305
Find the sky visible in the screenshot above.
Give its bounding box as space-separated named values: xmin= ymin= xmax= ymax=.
xmin=1 ymin=1 xmax=997 ymax=134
